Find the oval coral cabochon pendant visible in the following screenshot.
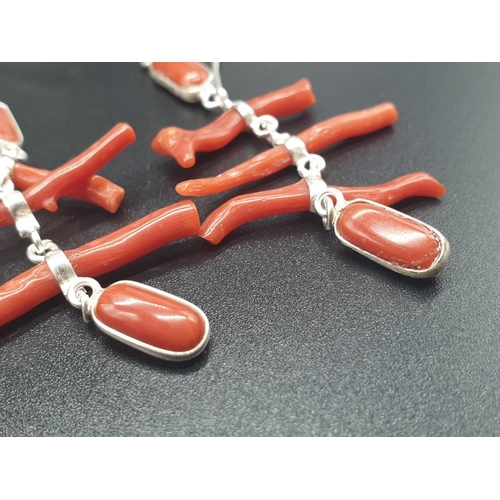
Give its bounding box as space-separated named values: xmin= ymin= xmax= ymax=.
xmin=334 ymin=200 xmax=450 ymax=278
xmin=91 ymin=281 xmax=210 ymax=361
xmin=145 ymin=62 xmax=214 ymax=103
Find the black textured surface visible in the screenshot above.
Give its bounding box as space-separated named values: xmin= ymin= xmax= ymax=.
xmin=0 ymin=63 xmax=499 ymax=436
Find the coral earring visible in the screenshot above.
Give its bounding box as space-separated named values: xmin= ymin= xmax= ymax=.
xmin=93 ymin=281 xmax=209 ymax=360
xmin=335 ymin=202 xmax=449 ymax=277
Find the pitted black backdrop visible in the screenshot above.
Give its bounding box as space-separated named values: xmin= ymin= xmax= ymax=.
xmin=0 ymin=63 xmax=499 ymax=436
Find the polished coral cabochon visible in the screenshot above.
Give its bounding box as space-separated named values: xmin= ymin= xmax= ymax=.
xmin=92 ymin=281 xmax=210 ymax=361
xmin=146 ymin=62 xmax=213 ymax=103
xmin=334 ymin=200 xmax=450 ymax=278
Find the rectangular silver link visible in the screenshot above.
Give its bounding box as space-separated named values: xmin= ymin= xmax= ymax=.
xmin=1 ymin=190 xmax=40 ymax=238
xmin=44 ymin=249 xmax=78 ymax=297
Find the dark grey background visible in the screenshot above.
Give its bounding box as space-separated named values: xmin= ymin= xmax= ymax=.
xmin=0 ymin=63 xmax=498 ymax=436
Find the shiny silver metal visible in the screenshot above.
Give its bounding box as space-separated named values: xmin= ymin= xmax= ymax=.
xmin=91 ymin=281 xmax=211 ymax=362
xmin=232 ymin=100 xmax=255 ymax=125
xmin=248 ymin=114 xmax=291 ymax=147
xmin=29 ymin=230 xmax=44 ymax=254
xmin=313 ymin=187 xmax=347 ymax=217
xmin=296 ymin=155 xmax=328 ymax=211
xmin=43 ymin=248 xmax=80 ymax=296
xmin=313 ymin=188 xmax=346 ymax=230
xmin=206 ymin=62 xmax=233 ymax=111
xmin=284 ymin=136 xmax=308 ymax=165
xmin=249 ymin=114 xmax=279 ymax=137
xmin=66 ymin=277 xmax=103 ymax=323
xmin=26 ymin=239 xmax=59 ymax=263
xmin=0 ymin=141 xmax=28 ymax=162
xmin=320 ymin=196 xmax=335 ymax=231
xmin=212 ymin=62 xmax=223 ymax=95
xmin=0 ymin=155 xmax=15 ymax=194
xmin=1 ymin=190 xmax=40 ymax=238
xmin=44 ymin=248 xmax=102 ymax=323
xmin=200 ymin=84 xmax=233 ymax=111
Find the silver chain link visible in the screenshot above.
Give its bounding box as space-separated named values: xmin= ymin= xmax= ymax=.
xmin=210 ymin=63 xmax=343 ymax=229
xmin=0 ymin=120 xmax=103 ymax=322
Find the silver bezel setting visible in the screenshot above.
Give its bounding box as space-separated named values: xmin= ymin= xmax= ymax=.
xmin=91 ymin=280 xmax=210 ymax=361
xmin=146 ymin=63 xmax=214 ymax=103
xmin=333 ymin=199 xmax=450 ymax=278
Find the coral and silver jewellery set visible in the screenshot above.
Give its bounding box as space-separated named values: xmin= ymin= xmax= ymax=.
xmin=144 ymin=62 xmax=450 ymax=278
xmin=1 ymin=62 xmax=451 ymax=364
xmin=0 ymin=103 xmax=209 ymax=361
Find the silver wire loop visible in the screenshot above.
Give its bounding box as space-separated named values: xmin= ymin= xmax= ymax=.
xmin=199 ymin=63 xmax=233 ymax=111
xmin=200 ymin=85 xmax=233 ymax=110
xmin=66 ymin=278 xmax=102 ymax=310
xmin=26 ymin=239 xmax=59 ymax=263
xmin=250 ymin=115 xmax=279 ymax=137
xmin=249 ymin=115 xmax=291 ymax=146
xmin=212 ymin=62 xmax=223 ymax=93
xmin=30 ymin=230 xmax=44 ymax=253
xmin=320 ymin=196 xmax=336 ymax=230
xmin=313 ymin=188 xmax=347 ymax=220
xmin=296 ymin=154 xmax=327 ymax=179
xmin=66 ymin=277 xmax=103 ymax=323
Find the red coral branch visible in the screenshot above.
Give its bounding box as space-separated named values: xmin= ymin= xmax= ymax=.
xmin=176 ymin=103 xmax=398 ymax=196
xmin=0 ymin=201 xmax=200 ymax=326
xmin=152 ymin=79 xmax=316 ymax=167
xmin=0 ymin=124 xmax=135 ymax=227
xmin=13 ymin=164 xmax=125 ymax=214
xmin=199 ymin=173 xmax=446 ymax=244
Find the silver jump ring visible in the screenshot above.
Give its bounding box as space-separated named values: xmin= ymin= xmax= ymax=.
xmin=313 ymin=188 xmax=347 ymax=218
xmin=250 ymin=115 xmax=279 ymax=137
xmin=321 ymin=196 xmax=336 ymax=231
xmin=296 ymin=154 xmax=327 ymax=179
xmin=212 ymin=62 xmax=223 ymax=94
xmin=66 ymin=278 xmax=102 ymax=310
xmin=26 ymin=239 xmax=59 ymax=263
xmin=200 ymin=85 xmax=232 ymax=111
xmin=30 ymin=231 xmax=44 ymax=254
xmin=75 ymin=288 xmax=93 ymax=323
xmin=200 ymin=86 xmax=223 ymax=109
